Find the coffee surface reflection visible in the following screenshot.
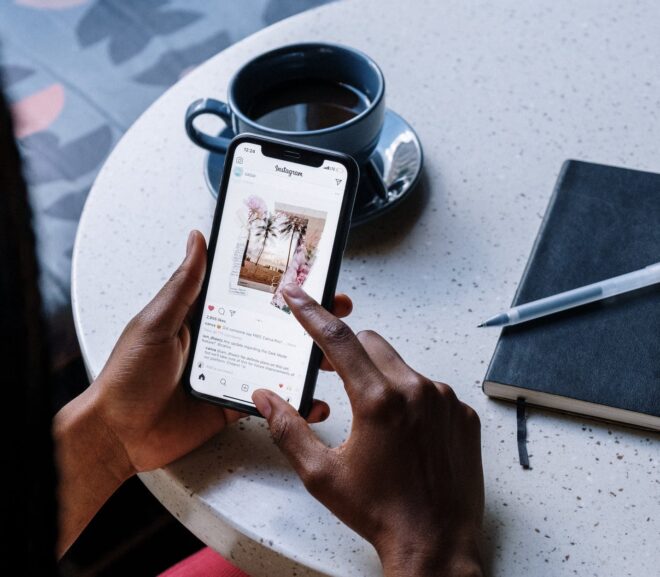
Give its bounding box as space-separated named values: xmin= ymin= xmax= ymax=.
xmin=248 ymin=79 xmax=370 ymax=132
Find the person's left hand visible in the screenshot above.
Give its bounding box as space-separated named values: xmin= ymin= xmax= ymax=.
xmin=85 ymin=230 xmax=352 ymax=478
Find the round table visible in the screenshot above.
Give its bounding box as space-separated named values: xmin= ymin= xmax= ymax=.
xmin=72 ymin=0 xmax=660 ymax=575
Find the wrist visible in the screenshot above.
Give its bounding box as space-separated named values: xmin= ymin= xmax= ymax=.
xmin=55 ymin=386 xmax=135 ymax=486
xmin=53 ymin=387 xmax=134 ymax=556
xmin=377 ymin=527 xmax=483 ymax=577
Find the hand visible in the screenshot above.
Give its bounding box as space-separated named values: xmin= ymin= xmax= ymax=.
xmin=85 ymin=230 xmax=352 ymax=479
xmin=252 ymin=285 xmax=484 ymax=577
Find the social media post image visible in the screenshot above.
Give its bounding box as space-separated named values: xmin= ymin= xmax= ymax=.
xmin=237 ymin=200 xmax=327 ymax=313
xmin=190 ymin=143 xmax=347 ymax=408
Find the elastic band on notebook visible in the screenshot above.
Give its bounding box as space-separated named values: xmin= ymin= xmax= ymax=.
xmin=516 ymin=397 xmax=531 ymax=469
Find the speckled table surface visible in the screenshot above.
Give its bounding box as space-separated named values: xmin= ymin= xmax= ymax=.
xmin=72 ymin=0 xmax=660 ymax=575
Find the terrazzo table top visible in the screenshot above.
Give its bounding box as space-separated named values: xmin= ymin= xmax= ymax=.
xmin=72 ymin=0 xmax=660 ymax=575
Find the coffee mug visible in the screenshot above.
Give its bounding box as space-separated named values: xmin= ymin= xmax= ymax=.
xmin=185 ymin=42 xmax=385 ymax=165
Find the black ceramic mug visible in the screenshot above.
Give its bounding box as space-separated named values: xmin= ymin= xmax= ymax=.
xmin=185 ymin=43 xmax=385 ymax=165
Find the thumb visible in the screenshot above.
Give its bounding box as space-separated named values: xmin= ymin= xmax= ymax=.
xmin=138 ymin=230 xmax=207 ymax=337
xmin=253 ymin=389 xmax=330 ymax=486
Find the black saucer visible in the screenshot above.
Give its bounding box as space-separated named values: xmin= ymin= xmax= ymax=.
xmin=203 ymin=109 xmax=423 ymax=227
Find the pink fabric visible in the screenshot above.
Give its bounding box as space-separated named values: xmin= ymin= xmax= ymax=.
xmin=157 ymin=547 xmax=250 ymax=577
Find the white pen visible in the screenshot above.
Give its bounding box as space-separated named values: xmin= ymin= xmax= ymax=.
xmin=479 ymin=261 xmax=660 ymax=328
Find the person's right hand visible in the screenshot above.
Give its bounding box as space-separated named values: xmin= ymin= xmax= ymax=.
xmin=252 ymin=285 xmax=484 ymax=577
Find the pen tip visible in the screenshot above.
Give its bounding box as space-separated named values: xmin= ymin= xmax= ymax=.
xmin=477 ymin=323 xmax=485 ymax=328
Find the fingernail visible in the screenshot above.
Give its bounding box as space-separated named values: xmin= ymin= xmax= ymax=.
xmin=186 ymin=231 xmax=195 ymax=257
xmin=282 ymin=283 xmax=304 ymax=300
xmin=252 ymin=390 xmax=272 ymax=419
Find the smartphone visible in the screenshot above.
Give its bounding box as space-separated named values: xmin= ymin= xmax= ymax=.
xmin=184 ymin=134 xmax=359 ymax=418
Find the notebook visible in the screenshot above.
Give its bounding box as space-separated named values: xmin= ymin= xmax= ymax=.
xmin=483 ymin=160 xmax=660 ymax=431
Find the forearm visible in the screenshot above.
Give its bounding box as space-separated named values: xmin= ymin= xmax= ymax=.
xmin=53 ymin=388 xmax=133 ymax=558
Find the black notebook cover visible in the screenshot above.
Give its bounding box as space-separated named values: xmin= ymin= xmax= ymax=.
xmin=483 ymin=160 xmax=660 ymax=430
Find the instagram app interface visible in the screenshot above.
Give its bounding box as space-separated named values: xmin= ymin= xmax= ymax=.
xmin=190 ymin=142 xmax=348 ymax=409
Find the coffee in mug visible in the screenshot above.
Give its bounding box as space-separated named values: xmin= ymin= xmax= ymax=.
xmin=247 ymin=79 xmax=371 ymax=132
xmin=185 ymin=43 xmax=385 ymax=165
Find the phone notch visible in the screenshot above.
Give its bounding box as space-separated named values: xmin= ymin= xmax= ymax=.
xmin=261 ymin=141 xmax=324 ymax=167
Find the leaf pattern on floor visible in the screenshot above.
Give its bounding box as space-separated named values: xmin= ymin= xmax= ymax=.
xmin=134 ymin=30 xmax=232 ymax=86
xmin=76 ymin=0 xmax=202 ymax=64
xmin=0 ymin=0 xmax=332 ymax=366
xmin=20 ymin=125 xmax=113 ymax=185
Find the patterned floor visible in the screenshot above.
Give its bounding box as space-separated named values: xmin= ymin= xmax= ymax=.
xmin=0 ymin=2 xmax=332 ymax=575
xmin=0 ymin=0 xmax=331 ymax=369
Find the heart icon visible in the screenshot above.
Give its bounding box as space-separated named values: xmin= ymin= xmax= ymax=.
xmin=208 ymin=305 xmax=215 ymax=311
xmin=278 ymin=383 xmax=284 ymax=388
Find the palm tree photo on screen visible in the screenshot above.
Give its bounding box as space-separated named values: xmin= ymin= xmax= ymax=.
xmin=236 ymin=196 xmax=326 ymax=309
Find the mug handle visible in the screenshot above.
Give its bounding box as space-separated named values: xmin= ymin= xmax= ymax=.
xmin=185 ymin=98 xmax=233 ymax=153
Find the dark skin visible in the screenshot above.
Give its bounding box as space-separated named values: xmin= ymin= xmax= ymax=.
xmin=54 ymin=231 xmax=352 ymax=556
xmin=253 ymin=284 xmax=485 ymax=577
xmin=55 ymin=231 xmax=485 ymax=576
xmin=89 ymin=231 xmax=349 ymax=473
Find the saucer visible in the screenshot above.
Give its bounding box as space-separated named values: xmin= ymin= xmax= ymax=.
xmin=203 ymin=109 xmax=423 ymax=227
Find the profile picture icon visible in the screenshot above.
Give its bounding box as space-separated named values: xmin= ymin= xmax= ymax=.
xmin=234 ymin=166 xmax=243 ymax=177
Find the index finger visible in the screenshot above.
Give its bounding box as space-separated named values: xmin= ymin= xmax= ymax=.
xmin=282 ymin=284 xmax=382 ymax=403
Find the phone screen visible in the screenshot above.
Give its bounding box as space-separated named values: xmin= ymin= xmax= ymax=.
xmin=189 ymin=140 xmax=349 ymax=410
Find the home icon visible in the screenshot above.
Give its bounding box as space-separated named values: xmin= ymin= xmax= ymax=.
xmin=198 ymin=373 xmax=206 ymax=381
